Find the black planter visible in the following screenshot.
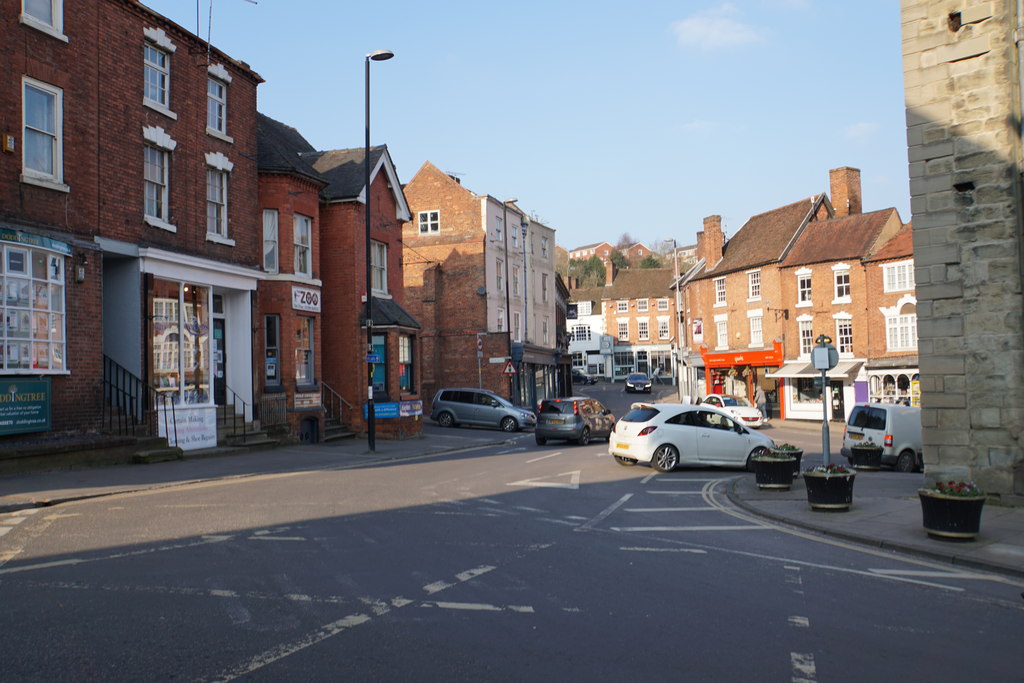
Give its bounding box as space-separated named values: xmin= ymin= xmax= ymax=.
xmin=773 ymin=448 xmax=803 ymax=477
xmin=851 ymin=445 xmax=883 ymax=470
xmin=753 ymin=457 xmax=795 ymax=490
xmin=919 ymin=490 xmax=986 ymax=540
xmin=804 ymin=472 xmax=856 ymax=511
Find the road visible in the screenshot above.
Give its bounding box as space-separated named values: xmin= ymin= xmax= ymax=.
xmin=1 ymin=388 xmax=1021 ymax=680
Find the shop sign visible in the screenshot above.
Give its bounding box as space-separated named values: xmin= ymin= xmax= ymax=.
xmin=291 ymin=286 xmax=321 ymax=312
xmin=294 ymin=392 xmax=321 ymax=410
xmin=700 ymin=340 xmax=783 ymax=368
xmin=159 ymin=405 xmax=216 ymax=450
xmin=0 ymin=228 xmax=72 ymax=255
xmin=363 ymin=400 xmax=423 ymax=419
xmin=0 ymin=378 xmax=51 ymax=435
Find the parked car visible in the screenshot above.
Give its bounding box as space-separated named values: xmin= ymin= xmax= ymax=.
xmin=535 ymin=396 xmax=614 ymax=445
xmin=572 ymin=369 xmax=598 ymax=385
xmin=841 ymin=402 xmax=923 ymax=472
xmin=699 ymin=394 xmax=765 ymax=428
xmin=430 ymin=388 xmax=537 ymax=432
xmin=624 ymin=372 xmax=652 ymax=393
xmin=608 ymin=402 xmax=775 ymax=472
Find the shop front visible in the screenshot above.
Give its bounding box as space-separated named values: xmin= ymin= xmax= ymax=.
xmin=700 ymin=341 xmax=784 ymax=415
xmin=864 ymin=357 xmax=920 ymax=406
xmin=765 ymin=358 xmax=864 ymax=422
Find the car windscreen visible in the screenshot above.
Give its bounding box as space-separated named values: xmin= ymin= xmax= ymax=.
xmin=627 ymin=374 xmax=648 ymax=381
xmin=722 ymin=396 xmax=750 ymax=407
xmin=621 ymin=407 xmax=659 ymax=422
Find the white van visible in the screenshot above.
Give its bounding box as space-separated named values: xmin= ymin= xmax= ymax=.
xmin=841 ymin=402 xmax=923 ymax=472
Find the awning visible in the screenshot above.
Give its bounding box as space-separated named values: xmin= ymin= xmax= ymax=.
xmin=765 ymin=360 xmax=862 ymax=379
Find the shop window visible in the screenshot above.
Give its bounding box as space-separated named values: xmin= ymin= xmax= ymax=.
xmin=613 ymin=351 xmax=634 ymax=376
xmin=399 ymin=335 xmax=414 ymax=392
xmin=151 ymin=279 xmax=209 ymax=404
xmin=371 ymin=333 xmax=387 ymax=396
xmin=264 ymin=314 xmax=280 ymax=386
xmin=295 ymin=316 xmax=314 ymax=386
xmin=794 ymin=377 xmax=822 ymax=406
xmin=2 ymin=245 xmax=66 ymax=373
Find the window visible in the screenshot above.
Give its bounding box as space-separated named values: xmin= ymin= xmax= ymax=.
xmin=613 ymin=350 xmax=634 ymax=375
xmin=799 ymin=319 xmax=814 ymax=355
xmin=617 ymin=320 xmax=629 ymax=341
xmin=637 ymin=299 xmax=648 ymax=313
xmin=1 ymin=243 xmax=66 ymax=374
xmin=834 ymin=268 xmax=851 ymax=301
xmin=21 ymin=0 xmax=64 ymax=37
xmin=836 ymin=319 xmax=853 ymax=355
xmin=262 ymin=210 xmax=278 ymax=273
xmin=497 ymin=308 xmax=505 ymax=332
xmin=541 ymin=237 xmax=549 ymax=257
xmin=638 ymin=319 xmax=649 ymax=341
xmin=658 ymin=318 xmax=670 ymax=339
xmin=496 ymin=259 xmax=504 ymax=291
xmin=399 ymin=335 xmax=414 ymax=392
xmin=494 ymin=215 xmax=503 ymax=240
xmin=370 ymin=333 xmax=386 ymax=395
xmin=295 ymin=317 xmax=314 ymax=385
xmin=886 ymin=303 xmax=918 ymax=351
xmin=572 ymin=325 xmax=591 ymax=341
xmin=206 ymin=168 xmax=228 ymax=237
xmin=512 ymin=267 xmax=520 ymax=296
xmin=207 ymin=78 xmax=227 ymax=134
xmin=144 ymin=145 xmax=169 ymax=221
xmin=714 ymin=277 xmax=726 ymax=306
xmin=294 ymin=214 xmax=312 ymax=277
xmin=542 ymin=318 xmax=549 ymax=345
xmin=541 ymin=273 xmax=549 ymax=302
xmin=144 ymin=43 xmax=170 ymax=108
xmin=371 ymin=240 xmax=387 ymax=293
xmin=616 ymin=300 xmax=628 ymax=313
xmin=748 ymin=270 xmax=761 ymax=300
xmin=419 ymin=210 xmax=440 ymax=234
xmin=750 ymin=315 xmax=763 ymax=347
xmin=264 ymin=314 xmax=280 ymax=385
xmin=511 ymin=227 xmax=519 ymax=248
xmin=716 ymin=320 xmax=728 ymax=349
xmin=797 ymin=271 xmax=812 ymax=305
xmin=22 ymin=78 xmax=63 ymax=187
xmin=577 ymin=301 xmax=592 ymax=316
xmin=513 ymin=312 xmax=521 ymax=341
xmin=883 ymin=260 xmax=915 ymax=292
xmin=151 ymin=279 xmax=209 ymax=403
xmin=657 ymin=298 xmax=669 ymax=312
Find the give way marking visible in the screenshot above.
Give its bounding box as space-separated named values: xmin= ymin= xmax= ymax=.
xmin=507 ymin=470 xmax=581 ymax=489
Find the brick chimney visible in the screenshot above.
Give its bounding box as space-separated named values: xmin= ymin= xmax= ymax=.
xmin=604 ymin=260 xmax=615 ymax=286
xmin=829 ymin=166 xmax=862 ymax=217
xmin=698 ymin=215 xmax=724 ymax=266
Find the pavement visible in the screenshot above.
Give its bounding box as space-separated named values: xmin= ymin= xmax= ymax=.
xmin=1 ymin=423 xmax=1023 ymax=579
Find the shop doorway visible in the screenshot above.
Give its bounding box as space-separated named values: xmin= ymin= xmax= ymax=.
xmin=829 ymin=380 xmax=845 ymax=422
xmin=213 ymin=318 xmax=226 ymax=405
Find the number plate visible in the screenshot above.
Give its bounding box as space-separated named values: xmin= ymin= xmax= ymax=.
xmin=549 ymin=419 xmax=565 ymax=424
xmin=616 ymin=443 xmax=629 ymax=450
xmin=850 ymin=432 xmax=863 ymax=440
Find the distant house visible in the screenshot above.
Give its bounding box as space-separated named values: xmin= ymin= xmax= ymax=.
xmin=568 ymin=241 xmax=614 ymax=261
xmin=624 ymin=242 xmax=654 ymax=264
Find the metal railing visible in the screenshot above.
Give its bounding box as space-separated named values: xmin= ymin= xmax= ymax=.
xmin=321 ymin=381 xmax=351 ymax=425
xmin=259 ymin=393 xmax=288 ymax=427
xmin=102 ymin=355 xmax=177 ymax=446
xmin=221 ymin=384 xmax=256 ymax=444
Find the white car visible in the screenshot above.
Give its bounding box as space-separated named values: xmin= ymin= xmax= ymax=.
xmin=699 ymin=394 xmax=765 ymax=428
xmin=608 ymin=402 xmax=775 ymax=472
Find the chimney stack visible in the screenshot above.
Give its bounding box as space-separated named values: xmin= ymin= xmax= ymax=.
xmin=604 ymin=260 xmax=615 ymax=286
xmin=698 ymin=215 xmax=724 ymax=266
xmin=829 ymin=166 xmax=862 ymax=217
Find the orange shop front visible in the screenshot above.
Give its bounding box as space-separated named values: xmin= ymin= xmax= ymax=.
xmin=699 ymin=341 xmax=783 ymax=408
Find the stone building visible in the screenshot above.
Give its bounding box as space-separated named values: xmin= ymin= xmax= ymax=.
xmin=901 ymin=1 xmax=1024 ymax=502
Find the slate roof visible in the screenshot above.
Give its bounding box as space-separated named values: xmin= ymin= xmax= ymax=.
xmin=696 ymin=197 xmax=823 ymax=279
xmin=781 ymin=208 xmax=900 ymax=267
xmin=569 ymin=268 xmax=675 ymax=304
xmin=361 ymin=296 xmax=421 ymax=329
xmin=305 ymin=147 xmax=387 ymax=202
xmin=256 ymin=113 xmax=325 ymax=185
xmin=864 ymin=221 xmax=913 ymax=263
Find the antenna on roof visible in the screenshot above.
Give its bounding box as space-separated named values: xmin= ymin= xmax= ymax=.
xmin=200 ymin=0 xmax=258 ymax=64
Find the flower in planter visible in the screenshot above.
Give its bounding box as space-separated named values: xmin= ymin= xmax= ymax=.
xmin=805 ymin=463 xmax=852 ymax=475
xmin=926 ymin=480 xmax=984 ymax=498
xmin=773 ymin=443 xmax=801 ymax=451
xmin=753 ymin=449 xmax=795 ymax=461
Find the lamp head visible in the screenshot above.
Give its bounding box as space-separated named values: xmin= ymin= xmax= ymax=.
xmin=504 ymin=197 xmax=518 ymax=205
xmin=367 ymin=49 xmax=395 ymax=61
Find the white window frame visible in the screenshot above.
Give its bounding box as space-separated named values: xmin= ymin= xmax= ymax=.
xmin=881 ymin=295 xmax=918 ymax=351
xmin=637 ymin=299 xmax=649 ymax=313
xmin=513 ymin=312 xmax=522 ymax=342
xmin=541 ymin=237 xmax=549 ymax=257
xmin=542 ymin=318 xmax=550 ymax=345
xmin=294 ymin=214 xmax=312 ymax=278
xmin=748 ymin=310 xmax=763 ymax=347
xmin=205 ymin=167 xmax=229 ymax=240
xmin=144 ymin=144 xmax=170 ymax=225
xmin=616 ymin=300 xmax=628 ymax=313
xmin=142 ymin=126 xmax=177 ymax=232
xmin=835 ymin=315 xmax=853 ymax=356
xmin=637 ymin=318 xmax=650 ymax=341
xmin=714 ymin=277 xmax=726 ymax=306
xmin=262 ymin=209 xmax=279 ymax=273
xmin=658 ymin=317 xmax=670 ymax=340
xmin=512 ymin=266 xmax=520 ymax=296
xmin=577 ymin=301 xmax=592 ymax=316
xmin=715 ymin=320 xmax=728 ymax=350
xmin=20 ymin=0 xmax=66 ymax=41
xmin=22 ymin=77 xmax=66 ymax=191
xmin=419 ymin=210 xmax=440 ymax=234
xmin=832 ymin=263 xmax=852 ymax=303
xmin=657 ymin=298 xmax=669 ymax=312
xmin=796 ymin=268 xmax=812 ymax=307
xmin=207 ymin=78 xmax=227 ymax=136
xmin=572 ymin=324 xmax=591 ymax=342
xmin=541 ymin=273 xmax=549 ymax=302
xmin=617 ymin=319 xmax=629 ymax=342
xmin=371 ymin=240 xmax=388 ymax=294
xmin=496 ymin=308 xmax=505 ymax=332
xmin=883 ymin=260 xmax=915 ymax=293
xmin=1 ymin=243 xmax=67 ymax=375
xmin=747 ymin=269 xmax=761 ymax=301
xmin=144 ymin=43 xmax=172 ymax=113
xmin=797 ymin=316 xmax=814 ymax=356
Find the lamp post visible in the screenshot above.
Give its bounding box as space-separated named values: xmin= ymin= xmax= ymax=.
xmin=502 ymin=198 xmax=517 ymax=404
xmin=364 ymin=48 xmax=393 ymax=453
xmin=665 ymin=239 xmax=684 ymax=402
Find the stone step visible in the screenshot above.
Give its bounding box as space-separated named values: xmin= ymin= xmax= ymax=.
xmin=132 ymin=446 xmax=184 ymax=464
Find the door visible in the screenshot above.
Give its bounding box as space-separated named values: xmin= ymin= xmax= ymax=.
xmin=829 ymin=381 xmax=845 ymax=422
xmin=213 ymin=318 xmax=226 ymax=405
xmin=695 ymin=409 xmax=747 ymax=466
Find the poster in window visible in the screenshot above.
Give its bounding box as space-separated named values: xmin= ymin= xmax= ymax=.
xmin=692 ymin=319 xmax=703 ymax=344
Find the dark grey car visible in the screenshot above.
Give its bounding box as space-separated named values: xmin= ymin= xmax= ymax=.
xmin=535 ymin=396 xmax=615 ymax=445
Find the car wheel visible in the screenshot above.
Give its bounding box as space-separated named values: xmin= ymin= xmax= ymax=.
xmin=500 ymin=416 xmax=519 ymax=432
xmin=614 ymin=455 xmax=637 ymax=467
xmin=437 ymin=411 xmax=455 ymax=428
xmin=651 ymin=444 xmax=679 ymax=472
xmin=746 ymin=446 xmax=770 ymax=472
xmin=577 ymin=427 xmax=591 ymax=446
xmin=535 ymin=435 xmax=547 ymax=446
xmin=896 ymin=450 xmax=917 ymax=473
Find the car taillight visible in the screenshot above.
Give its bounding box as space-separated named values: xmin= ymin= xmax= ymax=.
xmin=573 ymin=401 xmax=579 ymax=415
xmin=638 ymin=426 xmax=658 ymax=436
xmin=884 ymin=434 xmax=893 ymax=447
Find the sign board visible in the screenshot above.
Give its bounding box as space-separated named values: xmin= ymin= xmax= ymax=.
xmin=291 ymin=286 xmax=321 ymax=312
xmin=0 ymin=377 xmax=51 ymax=435
xmin=294 ymin=392 xmax=321 ymax=410
xmin=363 ymin=400 xmax=423 ymax=419
xmin=366 ymin=354 xmax=381 ymax=363
xmin=502 ymin=360 xmax=517 ymax=375
xmin=489 ymin=357 xmax=509 ymax=364
xmin=159 ymin=405 xmax=217 ymax=451
xmin=476 ymin=337 xmax=484 ymax=352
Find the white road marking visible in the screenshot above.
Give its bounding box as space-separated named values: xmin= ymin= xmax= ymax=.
xmin=789 ymin=616 xmax=810 ymax=628
xmin=526 ymin=452 xmax=562 ymax=463
xmin=423 ymin=580 xmax=453 ymax=594
xmin=0 ymin=534 xmax=233 ymax=575
xmin=422 ymin=601 xmax=534 ymax=613
xmin=611 ymin=525 xmax=769 ymax=532
xmin=620 ymin=547 xmax=707 ymax=554
xmin=248 ymin=536 xmax=307 ymax=542
xmin=0 ymin=527 xmax=10 ymax=538
xmin=507 ymin=470 xmax=581 ymax=489
xmin=869 ymin=569 xmax=994 ymax=580
xmin=791 ymin=652 xmax=817 ymax=682
xmin=455 ymin=565 xmax=496 ymax=582
xmin=647 ymin=490 xmax=704 ymax=495
xmin=577 ymin=493 xmax=633 ymax=531
xmin=624 ymin=507 xmax=717 ymax=512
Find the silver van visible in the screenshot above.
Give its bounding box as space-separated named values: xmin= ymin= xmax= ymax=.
xmin=841 ymin=402 xmax=923 ymax=472
xmin=430 ymin=388 xmax=537 ymax=432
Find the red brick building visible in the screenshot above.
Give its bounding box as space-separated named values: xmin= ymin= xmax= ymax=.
xmin=2 ymin=1 xmax=263 ymax=451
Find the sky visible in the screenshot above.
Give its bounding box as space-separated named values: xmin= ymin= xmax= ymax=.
xmin=141 ymin=0 xmax=910 ymax=252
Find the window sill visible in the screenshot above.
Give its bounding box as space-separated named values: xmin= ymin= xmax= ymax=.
xmin=746 ymin=296 xmax=762 ymax=303
xmin=263 ymin=384 xmax=285 ymax=393
xmin=143 ymin=99 xmax=178 ymax=121
xmin=832 ymin=297 xmax=852 ymax=305
xmin=206 ymin=127 xmax=234 ymax=144
xmin=206 ymin=233 xmax=236 ymax=247
xmin=21 ymin=174 xmax=69 ymax=193
xmin=20 ymin=15 xmax=68 ymax=42
xmin=795 ymin=301 xmax=812 ymax=308
xmin=713 ymin=302 xmax=726 ymax=308
xmin=296 ymin=383 xmax=319 ymax=393
xmin=144 ymin=215 xmax=177 ymax=232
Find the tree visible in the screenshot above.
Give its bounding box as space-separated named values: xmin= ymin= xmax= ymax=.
xmin=609 ymin=249 xmax=628 ymax=270
xmin=615 ymin=233 xmax=634 ymax=250
xmin=638 ymin=254 xmax=662 ymax=269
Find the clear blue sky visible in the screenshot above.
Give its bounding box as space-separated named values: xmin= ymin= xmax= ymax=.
xmin=142 ymin=0 xmax=909 ymax=252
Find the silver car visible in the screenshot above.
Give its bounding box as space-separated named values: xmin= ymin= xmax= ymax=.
xmin=535 ymin=396 xmax=614 ymax=445
xmin=430 ymin=388 xmax=537 ymax=432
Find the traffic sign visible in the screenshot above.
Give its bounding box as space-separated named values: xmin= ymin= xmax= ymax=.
xmin=502 ymin=360 xmax=517 ymax=375
xmin=366 ymin=354 xmax=381 ymax=363
xmin=476 ymin=337 xmax=484 ymax=352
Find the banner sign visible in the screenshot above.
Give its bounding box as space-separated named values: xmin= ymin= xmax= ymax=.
xmin=292 ymin=286 xmax=321 ymax=312
xmin=0 ymin=377 xmax=51 ymax=435
xmin=363 ymin=400 xmax=423 ymax=419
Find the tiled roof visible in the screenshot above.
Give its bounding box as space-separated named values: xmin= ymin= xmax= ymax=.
xmin=305 ymin=146 xmax=387 ymax=201
xmin=569 ymin=268 xmax=675 ymax=303
xmin=697 ymin=197 xmax=820 ymax=279
xmin=864 ymin=221 xmax=913 ymax=263
xmin=361 ymin=296 xmax=421 ymax=329
xmin=256 ymin=113 xmax=325 ymax=184
xmin=782 ymin=208 xmax=900 ymax=267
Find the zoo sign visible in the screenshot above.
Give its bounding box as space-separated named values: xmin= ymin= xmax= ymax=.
xmin=292 ymin=286 xmax=321 ymax=312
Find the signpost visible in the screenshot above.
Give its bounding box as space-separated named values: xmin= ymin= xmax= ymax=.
xmin=811 ymin=334 xmax=839 ymax=466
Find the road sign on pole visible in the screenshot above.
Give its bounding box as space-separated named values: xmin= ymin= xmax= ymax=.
xmin=502 ymin=359 xmax=517 ymax=375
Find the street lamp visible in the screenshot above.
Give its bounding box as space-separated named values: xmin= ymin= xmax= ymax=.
xmin=665 ymin=239 xmax=684 ymax=402
xmin=502 ymin=198 xmax=517 ymax=403
xmin=365 ymin=48 xmax=393 ymax=453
